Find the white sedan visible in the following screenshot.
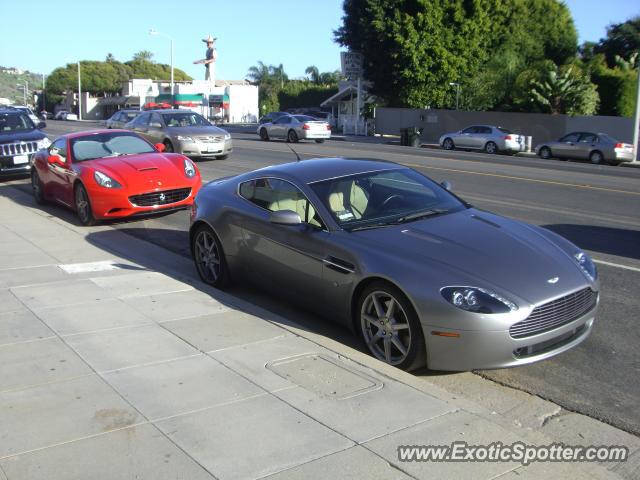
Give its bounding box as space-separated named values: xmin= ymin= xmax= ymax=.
xmin=258 ymin=114 xmax=331 ymax=143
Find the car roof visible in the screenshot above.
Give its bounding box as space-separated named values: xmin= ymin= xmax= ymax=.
xmin=251 ymin=157 xmax=400 ymax=184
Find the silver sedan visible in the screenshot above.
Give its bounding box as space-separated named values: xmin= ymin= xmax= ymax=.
xmin=535 ymin=132 xmax=634 ymax=165
xmin=190 ymin=157 xmax=598 ymax=371
xmin=106 ymin=109 xmax=141 ymax=129
xmin=440 ymin=125 xmax=526 ymax=154
xmin=125 ymin=109 xmax=232 ymax=160
xmin=258 ymin=114 xmax=331 ymax=143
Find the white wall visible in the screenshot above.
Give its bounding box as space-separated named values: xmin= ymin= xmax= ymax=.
xmin=227 ymin=85 xmax=259 ymax=123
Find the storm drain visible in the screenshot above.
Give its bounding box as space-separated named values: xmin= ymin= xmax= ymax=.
xmin=266 ymin=354 xmax=382 ymax=400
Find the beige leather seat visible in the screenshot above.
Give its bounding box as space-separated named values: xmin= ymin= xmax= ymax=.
xmin=328 ymin=182 xmax=369 ymax=219
xmin=268 ymin=197 xmax=321 ymax=227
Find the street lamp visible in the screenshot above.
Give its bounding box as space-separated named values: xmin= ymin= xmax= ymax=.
xmin=16 ymin=82 xmax=28 ymax=105
xmin=149 ymin=28 xmax=174 ymax=96
xmin=449 ymin=82 xmax=460 ymax=110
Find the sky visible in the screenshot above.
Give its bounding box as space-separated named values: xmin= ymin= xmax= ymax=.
xmin=0 ymin=0 xmax=638 ymax=81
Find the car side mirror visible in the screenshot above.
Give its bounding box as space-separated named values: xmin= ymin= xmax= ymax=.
xmin=269 ymin=210 xmax=302 ymax=226
xmin=440 ymin=180 xmax=452 ymax=191
xmin=47 ymin=154 xmax=64 ymax=166
xmin=37 ymin=121 xmax=46 ymax=129
xmin=155 ymin=143 xmax=166 ymax=152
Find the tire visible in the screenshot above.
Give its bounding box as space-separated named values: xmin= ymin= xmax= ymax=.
xmin=589 ymin=150 xmax=604 ymax=165
xmin=259 ymin=128 xmax=269 ymax=141
xmin=31 ymin=169 xmax=46 ymax=205
xmin=216 ymin=155 xmax=228 ymax=160
xmin=442 ymin=138 xmax=454 ymax=150
xmin=539 ymin=146 xmax=552 ymax=159
xmin=192 ymin=224 xmax=231 ymax=289
xmin=287 ymin=129 xmax=299 ymax=143
xmin=74 ymin=184 xmax=97 ymax=226
xmin=315 ymin=139 xmax=325 ymax=144
xmin=163 ymin=140 xmax=174 ymax=153
xmin=484 ymin=141 xmax=498 ymax=154
xmin=357 ymin=281 xmax=425 ymax=371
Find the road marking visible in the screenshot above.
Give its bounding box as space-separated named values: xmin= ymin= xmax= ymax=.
xmin=593 ymin=259 xmax=640 ymax=273
xmin=402 ymin=163 xmax=640 ymax=196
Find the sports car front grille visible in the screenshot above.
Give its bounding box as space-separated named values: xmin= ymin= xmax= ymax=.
xmin=129 ymin=188 xmax=191 ymax=207
xmin=509 ymin=288 xmax=597 ymax=339
xmin=0 ymin=141 xmax=38 ymax=157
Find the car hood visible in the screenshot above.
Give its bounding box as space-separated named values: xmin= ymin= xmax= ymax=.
xmin=0 ymin=129 xmax=46 ymax=143
xmin=350 ymin=208 xmax=589 ymax=305
xmin=166 ymin=126 xmax=227 ymax=137
xmin=83 ymin=153 xmax=190 ymax=190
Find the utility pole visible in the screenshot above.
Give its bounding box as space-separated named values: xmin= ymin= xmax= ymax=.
xmin=632 ymin=62 xmax=640 ymax=164
xmin=77 ymin=61 xmax=82 ymax=121
xmin=42 ymin=74 xmax=46 ymax=113
xmin=449 ymin=82 xmax=460 ymax=110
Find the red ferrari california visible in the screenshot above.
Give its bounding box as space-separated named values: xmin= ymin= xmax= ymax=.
xmin=31 ymin=129 xmax=202 ymax=225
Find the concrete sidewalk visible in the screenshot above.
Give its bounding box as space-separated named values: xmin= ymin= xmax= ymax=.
xmin=0 ymin=183 xmax=637 ymax=480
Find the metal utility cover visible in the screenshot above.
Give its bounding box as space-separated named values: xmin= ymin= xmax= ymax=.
xmin=266 ymin=354 xmax=382 ymax=399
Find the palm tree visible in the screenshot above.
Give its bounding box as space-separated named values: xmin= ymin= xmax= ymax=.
xmin=269 ymin=64 xmax=287 ymax=88
xmin=246 ymin=61 xmax=270 ymax=84
xmin=305 ymin=66 xmax=320 ymax=84
xmin=132 ymin=50 xmax=154 ymax=62
xmin=529 ymin=65 xmax=599 ymax=115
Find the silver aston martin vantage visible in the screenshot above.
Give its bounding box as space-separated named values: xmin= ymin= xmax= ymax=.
xmin=189 ymin=158 xmax=598 ymax=371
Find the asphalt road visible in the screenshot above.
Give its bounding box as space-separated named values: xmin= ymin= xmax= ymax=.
xmin=11 ymin=120 xmax=640 ymax=435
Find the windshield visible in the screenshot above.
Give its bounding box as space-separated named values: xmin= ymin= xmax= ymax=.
xmin=0 ymin=112 xmax=35 ymax=132
xmin=293 ymin=115 xmax=318 ymax=122
xmin=497 ymin=127 xmax=513 ymax=134
xmin=310 ymin=168 xmax=466 ymax=230
xmin=163 ymin=113 xmax=210 ymax=127
xmin=71 ymin=132 xmax=155 ymax=162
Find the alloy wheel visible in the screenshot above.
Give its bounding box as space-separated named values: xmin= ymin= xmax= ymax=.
xmin=443 ymin=138 xmax=454 ymax=150
xmin=485 ymin=141 xmax=497 ymax=154
xmin=361 ymin=290 xmax=412 ymax=366
xmin=194 ymin=229 xmax=222 ymax=284
xmin=31 ymin=170 xmax=44 ymax=204
xmin=590 ymin=151 xmax=603 ymax=164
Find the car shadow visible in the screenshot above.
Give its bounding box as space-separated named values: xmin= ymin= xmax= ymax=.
xmin=542 ymin=224 xmax=640 ymax=261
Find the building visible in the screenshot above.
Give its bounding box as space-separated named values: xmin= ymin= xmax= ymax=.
xmin=320 ymin=80 xmax=375 ymax=135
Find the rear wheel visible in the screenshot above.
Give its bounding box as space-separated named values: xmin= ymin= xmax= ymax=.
xmin=315 ymin=139 xmax=325 ymax=144
xmin=484 ymin=141 xmax=498 ymax=154
xmin=259 ymin=128 xmax=269 ymax=141
xmin=442 ymin=138 xmax=454 ymax=150
xmin=287 ymin=129 xmax=299 ymax=143
xmin=163 ymin=140 xmax=174 ymax=153
xmin=357 ymin=281 xmax=425 ymax=371
xmin=31 ymin=169 xmax=47 ymax=205
xmin=589 ymin=150 xmax=604 ymax=164
xmin=74 ymin=184 xmax=96 ymax=226
xmin=192 ymin=224 xmax=231 ymax=288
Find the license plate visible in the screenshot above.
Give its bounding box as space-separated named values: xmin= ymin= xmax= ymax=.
xmin=13 ymin=155 xmax=28 ymax=164
xmin=207 ymin=143 xmax=222 ymax=152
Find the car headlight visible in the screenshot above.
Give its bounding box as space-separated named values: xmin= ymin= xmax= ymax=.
xmin=37 ymin=137 xmax=51 ymax=149
xmin=575 ymin=251 xmax=597 ymax=281
xmin=224 ymin=132 xmax=231 ymax=140
xmin=177 ymin=136 xmax=194 ymax=142
xmin=441 ymin=286 xmax=518 ymax=314
xmin=94 ymin=171 xmax=121 ymax=188
xmin=184 ymin=158 xmax=196 ymax=178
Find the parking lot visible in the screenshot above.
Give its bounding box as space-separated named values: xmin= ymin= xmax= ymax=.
xmin=5 ymin=120 xmax=640 ymax=438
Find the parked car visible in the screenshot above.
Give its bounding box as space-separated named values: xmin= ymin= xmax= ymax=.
xmin=54 ymin=110 xmax=68 ymax=120
xmin=535 ymin=132 xmax=634 ymax=165
xmin=14 ymin=106 xmax=40 ymax=126
xmin=106 ymin=109 xmax=141 ymax=129
xmin=0 ymin=106 xmax=50 ymax=177
xmin=31 ymin=129 xmax=202 ymax=225
xmin=439 ymin=125 xmax=526 ymax=154
xmin=190 ymin=157 xmax=598 ymax=371
xmin=258 ymin=114 xmax=331 ymax=143
xmin=124 ymin=109 xmax=232 ymax=160
xmin=258 ymin=111 xmax=288 ymax=124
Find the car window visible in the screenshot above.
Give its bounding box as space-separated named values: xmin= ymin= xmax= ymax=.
xmin=71 ymin=132 xmax=155 ymax=162
xmin=461 ymin=126 xmax=476 ymax=134
xmin=163 ymin=112 xmax=209 ymax=127
xmin=579 ymin=133 xmax=598 ymax=143
xmin=49 ymin=138 xmax=67 ymax=160
xmin=150 ymin=113 xmax=163 ymax=126
xmin=0 ymin=113 xmax=34 ymax=132
xmin=310 ymin=168 xmax=466 ymax=230
xmin=293 ymin=115 xmax=316 ymax=122
xmin=497 ymin=127 xmax=513 ymax=134
xmin=559 ymin=133 xmax=580 ymax=143
xmin=598 ymin=133 xmax=617 ymax=144
xmin=478 ymin=126 xmax=492 ymax=134
xmin=239 ymin=177 xmax=323 ymax=228
xmin=276 ymin=116 xmax=292 ymax=124
xmin=131 ymin=113 xmax=150 ymax=126
xmin=125 ymin=111 xmax=139 ymax=121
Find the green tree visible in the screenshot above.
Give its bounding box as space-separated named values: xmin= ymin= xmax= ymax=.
xmin=305 ymin=65 xmax=320 ymax=84
xmin=132 ymin=50 xmax=154 ymax=62
xmin=528 ymin=64 xmax=599 ymax=115
xmin=247 ymin=61 xmax=271 ymax=83
xmin=594 ymin=16 xmax=640 ymax=67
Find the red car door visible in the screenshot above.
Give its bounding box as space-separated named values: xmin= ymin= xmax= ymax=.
xmin=47 ymin=138 xmax=75 ymax=207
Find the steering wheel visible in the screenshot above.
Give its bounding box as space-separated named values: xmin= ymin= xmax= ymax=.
xmin=382 ymin=194 xmax=405 ymax=208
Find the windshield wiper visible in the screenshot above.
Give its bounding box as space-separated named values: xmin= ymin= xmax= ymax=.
xmin=347 ymin=222 xmax=397 ymax=232
xmin=393 ymin=208 xmax=448 ymax=224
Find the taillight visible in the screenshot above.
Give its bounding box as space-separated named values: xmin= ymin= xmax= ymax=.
xmin=326 ymin=124 xmax=331 ymax=130
xmin=302 ymin=123 xmax=311 ymax=130
xmin=504 ymin=135 xmax=513 ymax=140
xmin=614 ymin=143 xmax=624 ymax=149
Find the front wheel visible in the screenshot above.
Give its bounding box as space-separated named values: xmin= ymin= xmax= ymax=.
xmin=192 ymin=224 xmax=231 ymax=289
xmin=287 ymin=130 xmax=299 ymax=143
xmin=357 ymin=281 xmax=425 ymax=371
xmin=74 ymin=184 xmax=97 ymax=226
xmin=163 ymin=140 xmax=174 ymax=153
xmin=484 ymin=141 xmax=498 ymax=154
xmin=259 ymin=128 xmax=269 ymax=141
xmin=539 ymin=146 xmax=552 ymax=159
xmin=31 ymin=169 xmax=46 ymax=205
xmin=442 ymin=138 xmax=454 ymax=150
